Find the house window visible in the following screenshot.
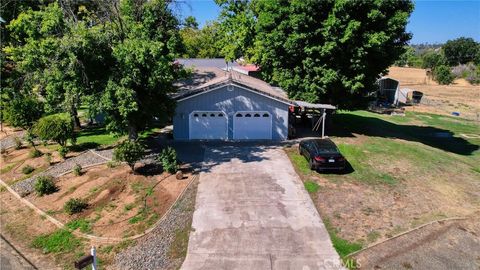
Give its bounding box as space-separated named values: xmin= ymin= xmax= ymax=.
xmin=201 ymin=113 xmax=207 ymax=117
xmin=254 ymin=113 xmax=260 ymax=117
xmin=262 ymin=113 xmax=270 ymax=117
xmin=245 ymin=113 xmax=252 ymax=117
xmin=193 ymin=113 xmax=199 ymax=117
xmin=218 ymin=113 xmax=224 ymax=117
xmin=210 ymin=113 xmax=216 ymax=117
xmin=236 ymin=113 xmax=243 ymax=117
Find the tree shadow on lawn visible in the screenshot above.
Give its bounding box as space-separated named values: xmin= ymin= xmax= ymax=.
xmin=329 ymin=113 xmax=479 ymax=156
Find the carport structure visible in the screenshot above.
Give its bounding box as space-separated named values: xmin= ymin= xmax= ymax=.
xmin=289 ymin=101 xmax=337 ymax=139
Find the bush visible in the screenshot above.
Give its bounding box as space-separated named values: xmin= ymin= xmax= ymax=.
xmin=113 ymin=140 xmax=145 ymax=172
xmin=14 ymin=137 xmax=22 ymax=150
xmin=157 ymin=147 xmax=178 ymax=174
xmin=64 ymin=198 xmax=88 ymax=215
xmin=106 ymin=161 xmax=119 ymax=168
xmin=434 ymin=65 xmax=455 ymax=85
xmin=3 ymin=96 xmax=43 ymax=129
xmin=29 ymin=148 xmax=42 ymax=158
xmin=35 ymin=176 xmax=57 ymax=196
xmin=45 ymin=153 xmax=52 ymax=165
xmin=421 ymin=50 xmax=446 ymax=69
xmin=73 ymin=164 xmax=82 ymax=176
xmin=22 ymin=165 xmax=35 ymax=174
xmin=24 ymin=130 xmax=36 ymax=148
xmin=33 ymin=113 xmax=75 ymax=147
xmin=58 ymin=146 xmax=68 ymax=159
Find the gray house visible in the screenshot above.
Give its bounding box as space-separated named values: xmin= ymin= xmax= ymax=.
xmin=172 ymin=60 xmax=335 ymax=141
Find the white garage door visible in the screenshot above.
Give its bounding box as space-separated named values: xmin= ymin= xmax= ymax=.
xmin=189 ymin=111 xmax=227 ymax=140
xmin=233 ymin=111 xmax=272 ymax=140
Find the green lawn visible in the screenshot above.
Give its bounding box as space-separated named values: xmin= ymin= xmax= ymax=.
xmin=325 ymin=110 xmax=480 ymax=185
xmin=75 ymin=126 xmax=122 ymax=148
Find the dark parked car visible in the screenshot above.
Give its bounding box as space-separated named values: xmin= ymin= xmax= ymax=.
xmin=299 ymin=138 xmax=346 ymax=171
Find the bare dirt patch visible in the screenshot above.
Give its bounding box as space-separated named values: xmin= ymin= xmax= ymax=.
xmin=26 ymin=163 xmax=192 ymax=238
xmin=352 ymin=214 xmax=480 ymax=270
xmin=0 ymin=146 xmax=61 ymax=185
xmin=386 ymin=67 xmax=480 ymax=120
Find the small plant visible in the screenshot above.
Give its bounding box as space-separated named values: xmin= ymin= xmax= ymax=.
xmin=66 ymin=218 xmax=91 ymax=233
xmin=106 ymin=161 xmax=118 ymax=168
xmin=29 ymin=148 xmax=42 ymax=158
xmin=31 ymin=229 xmax=81 ymax=254
xmin=58 ymin=146 xmax=68 ymax=159
xmin=14 ymin=137 xmax=22 ymax=150
xmin=45 ymin=153 xmax=52 ymax=165
xmin=73 ymin=164 xmax=82 ymax=176
xmin=34 ymin=176 xmax=57 ymax=196
xmin=64 ymin=198 xmax=88 ymax=215
xmin=22 ymin=165 xmax=35 ymax=175
xmin=113 ymin=140 xmax=145 ymax=172
xmin=24 ymin=130 xmax=36 ymax=148
xmin=157 ymin=147 xmax=178 ymax=174
xmin=304 ymin=181 xmax=320 ymax=193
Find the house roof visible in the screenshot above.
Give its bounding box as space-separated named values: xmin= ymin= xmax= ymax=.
xmin=173 ymin=59 xmax=336 ymax=110
xmin=173 ymin=66 xmax=290 ymax=104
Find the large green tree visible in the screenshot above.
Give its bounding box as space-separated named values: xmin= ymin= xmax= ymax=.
xmin=442 ymin=37 xmax=479 ymax=66
xmin=180 ymin=20 xmax=223 ymax=58
xmin=101 ymin=0 xmax=185 ymax=139
xmin=216 ymin=0 xmax=414 ymax=108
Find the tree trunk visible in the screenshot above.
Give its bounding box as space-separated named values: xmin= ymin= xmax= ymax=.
xmin=71 ymin=106 xmax=81 ymax=130
xmin=128 ymin=124 xmax=138 ymax=141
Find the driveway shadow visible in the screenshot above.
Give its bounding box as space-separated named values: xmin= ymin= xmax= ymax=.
xmin=329 ymin=113 xmax=479 ymax=156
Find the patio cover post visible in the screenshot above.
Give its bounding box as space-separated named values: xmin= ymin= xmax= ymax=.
xmin=322 ymin=109 xmax=326 ymax=138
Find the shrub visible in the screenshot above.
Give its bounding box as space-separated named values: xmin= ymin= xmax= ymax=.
xmin=22 ymin=165 xmax=35 ymax=174
xmin=64 ymin=198 xmax=88 ymax=215
xmin=58 ymin=146 xmax=68 ymax=159
xmin=45 ymin=153 xmax=52 ymax=164
xmin=33 ymin=113 xmax=75 ymax=147
xmin=29 ymin=148 xmax=42 ymax=158
xmin=113 ymin=140 xmax=145 ymax=172
xmin=14 ymin=137 xmax=22 ymax=150
xmin=73 ymin=164 xmax=82 ymax=176
xmin=3 ymin=96 xmax=43 ymax=129
xmin=106 ymin=161 xmax=119 ymax=168
xmin=421 ymin=50 xmax=446 ymax=69
xmin=24 ymin=130 xmax=36 ymax=148
xmin=157 ymin=147 xmax=178 ymax=174
xmin=35 ymin=176 xmax=57 ymax=196
xmin=434 ymin=65 xmax=455 ymax=85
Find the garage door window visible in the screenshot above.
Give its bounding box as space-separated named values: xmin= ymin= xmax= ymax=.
xmin=189 ymin=111 xmax=227 ymax=140
xmin=233 ymin=111 xmax=272 ymax=140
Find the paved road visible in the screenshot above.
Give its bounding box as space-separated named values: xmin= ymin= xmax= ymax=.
xmin=0 ymin=235 xmax=36 ymax=270
xmin=181 ymin=145 xmax=343 ymax=270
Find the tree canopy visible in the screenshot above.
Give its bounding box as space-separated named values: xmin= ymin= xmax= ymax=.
xmin=216 ymin=0 xmax=414 ymax=108
xmin=442 ymin=37 xmax=479 ymax=66
xmin=3 ymin=0 xmax=185 ymax=139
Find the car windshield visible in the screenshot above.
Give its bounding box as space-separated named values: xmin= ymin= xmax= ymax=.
xmin=311 ymin=140 xmax=339 ymax=154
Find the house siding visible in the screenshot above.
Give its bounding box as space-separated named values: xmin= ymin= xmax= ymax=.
xmin=173 ymin=84 xmax=290 ymax=140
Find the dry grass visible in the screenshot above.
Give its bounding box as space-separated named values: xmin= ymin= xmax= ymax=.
xmin=386 ymin=67 xmax=480 ymax=121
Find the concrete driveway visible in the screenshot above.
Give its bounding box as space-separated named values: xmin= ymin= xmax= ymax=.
xmin=181 ymin=144 xmax=343 ymax=270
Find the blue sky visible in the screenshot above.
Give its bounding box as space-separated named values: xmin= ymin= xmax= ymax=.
xmin=176 ymin=0 xmax=480 ymax=44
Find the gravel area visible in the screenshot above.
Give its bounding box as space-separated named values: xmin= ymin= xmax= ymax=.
xmin=0 ymin=131 xmax=26 ymax=150
xmin=115 ymin=177 xmax=198 ymax=270
xmin=11 ymin=150 xmax=111 ymax=197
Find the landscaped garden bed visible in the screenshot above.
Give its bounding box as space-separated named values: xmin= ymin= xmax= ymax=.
xmin=25 ymin=163 xmax=192 ymax=238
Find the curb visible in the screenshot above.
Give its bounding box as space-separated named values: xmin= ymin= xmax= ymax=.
xmin=346 ymin=216 xmax=467 ymax=258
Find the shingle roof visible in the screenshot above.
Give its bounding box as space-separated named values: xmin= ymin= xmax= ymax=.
xmin=173 ymin=65 xmax=290 ymax=103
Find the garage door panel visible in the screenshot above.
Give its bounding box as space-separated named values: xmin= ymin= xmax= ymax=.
xmin=233 ymin=111 xmax=272 ymax=140
xmin=190 ymin=111 xmax=227 ymax=140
